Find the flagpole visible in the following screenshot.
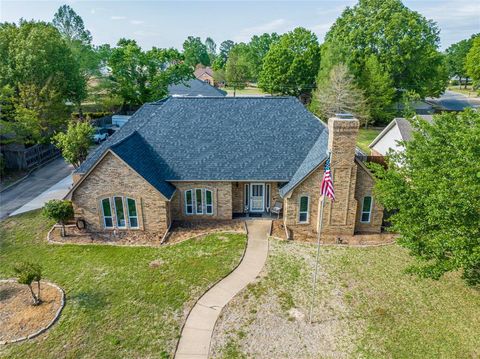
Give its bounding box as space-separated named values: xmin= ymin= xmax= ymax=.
xmin=308 ymin=152 xmax=331 ymax=324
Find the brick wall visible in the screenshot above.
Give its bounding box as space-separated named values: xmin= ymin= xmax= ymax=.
xmin=354 ymin=163 xmax=383 ymax=233
xmin=71 ymin=152 xmax=170 ymax=236
xmin=170 ymin=181 xmax=232 ymax=220
xmin=231 ymin=182 xmax=281 ymax=214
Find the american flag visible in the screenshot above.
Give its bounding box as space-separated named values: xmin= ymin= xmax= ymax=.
xmin=320 ymin=156 xmax=335 ymax=201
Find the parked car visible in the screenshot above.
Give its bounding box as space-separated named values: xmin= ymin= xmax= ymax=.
xmin=93 ymin=128 xmax=109 ymax=143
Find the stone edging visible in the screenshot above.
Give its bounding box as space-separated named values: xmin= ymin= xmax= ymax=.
xmin=47 ymin=223 xmax=246 ymax=248
xmin=0 ymin=279 xmax=65 ymax=345
xmin=269 ymin=236 xmax=396 ymax=247
xmin=174 ymin=222 xmax=250 ymax=357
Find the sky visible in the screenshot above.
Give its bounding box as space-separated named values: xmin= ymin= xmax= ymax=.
xmin=1 ymin=0 xmax=479 ymax=51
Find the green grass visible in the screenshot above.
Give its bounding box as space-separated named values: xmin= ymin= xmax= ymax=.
xmin=224 ymin=86 xmax=265 ymax=96
xmin=357 ymin=127 xmax=382 ymax=153
xmin=447 ymin=85 xmax=479 ymax=97
xmin=0 ymin=210 xmax=247 ymax=358
xmin=322 ymin=245 xmax=480 ymax=358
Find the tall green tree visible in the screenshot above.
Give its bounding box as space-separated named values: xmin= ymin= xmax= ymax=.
xmin=322 ymin=0 xmax=447 ymax=106
xmin=225 ymin=44 xmax=251 ymax=96
xmin=52 ymin=4 xmax=92 ymax=44
xmin=182 ymin=36 xmax=210 ymax=67
xmin=205 ymin=37 xmax=217 ymax=64
xmin=445 ymin=36 xmax=477 ymax=88
xmin=247 ymin=32 xmax=280 ymax=81
xmin=466 ymin=37 xmax=480 ymax=89
xmin=214 ymin=40 xmax=235 ymax=70
xmin=258 ymin=27 xmax=320 ymax=97
xmin=371 ymin=110 xmax=480 ymax=286
xmin=52 ymin=120 xmax=93 ymax=169
xmin=108 ymin=39 xmax=191 ymax=107
xmin=0 ymin=20 xmax=82 ymax=142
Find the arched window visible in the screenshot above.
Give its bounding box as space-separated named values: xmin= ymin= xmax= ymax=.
xmin=298 ymin=196 xmax=310 ymax=223
xmin=100 ymin=196 xmax=140 ymax=229
xmin=101 ymin=198 xmax=113 ymax=228
xmin=127 ymin=198 xmax=138 ymax=228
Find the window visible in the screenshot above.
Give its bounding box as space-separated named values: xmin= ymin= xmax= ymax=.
xmin=195 ymin=188 xmax=203 ymax=214
xmin=184 ymin=188 xmax=214 ymax=215
xmin=298 ymin=196 xmax=309 ymax=223
xmin=205 ymin=190 xmax=213 ymax=214
xmin=101 ymin=198 xmax=113 ymax=228
xmin=244 ymin=184 xmax=249 ymax=210
xmin=114 ymin=196 xmax=126 ymax=228
xmin=127 ymin=198 xmax=138 ymax=228
xmin=265 ymin=184 xmax=271 ymax=211
xmin=361 ymin=196 xmax=373 ymax=223
xmin=185 ymin=190 xmax=193 ymax=214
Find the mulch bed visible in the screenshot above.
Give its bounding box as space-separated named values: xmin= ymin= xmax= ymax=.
xmin=0 ymin=280 xmax=64 ymax=344
xmin=165 ymin=220 xmax=246 ymax=244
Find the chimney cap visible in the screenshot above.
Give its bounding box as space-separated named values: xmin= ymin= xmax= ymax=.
xmin=334 ymin=113 xmax=355 ymax=119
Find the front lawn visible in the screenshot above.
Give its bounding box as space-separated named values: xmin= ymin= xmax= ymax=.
xmin=211 ymin=240 xmax=480 ymax=358
xmin=357 ymin=127 xmax=382 ymax=153
xmin=0 ymin=210 xmax=247 ymax=358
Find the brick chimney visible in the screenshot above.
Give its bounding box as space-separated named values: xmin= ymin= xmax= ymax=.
xmin=323 ymin=115 xmax=359 ymax=236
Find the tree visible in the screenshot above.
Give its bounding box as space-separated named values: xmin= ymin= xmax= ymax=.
xmin=258 ymin=27 xmax=320 ymax=97
xmin=322 ymin=0 xmax=447 ymax=101
xmin=466 ymin=37 xmax=480 ymax=89
xmin=225 ymin=44 xmax=251 ymax=96
xmin=445 ymin=38 xmax=473 ymax=88
xmin=247 ymin=33 xmax=279 ymax=81
xmin=43 ymin=199 xmax=74 ymax=237
xmin=371 ymin=109 xmax=480 ymax=286
xmin=13 ymin=262 xmax=43 ymax=305
xmin=312 ymin=64 xmax=370 ymax=126
xmin=107 ymin=39 xmax=191 ymax=107
xmin=215 ymin=40 xmax=235 ymax=69
xmin=0 ymin=21 xmax=83 ymax=141
xmin=52 ymin=121 xmax=93 ymax=168
xmin=52 ymin=4 xmax=92 ymax=44
xmin=205 ymin=37 xmax=217 ymax=64
xmin=182 ymin=36 xmax=210 ymax=67
xmin=359 ymin=55 xmax=396 ymax=123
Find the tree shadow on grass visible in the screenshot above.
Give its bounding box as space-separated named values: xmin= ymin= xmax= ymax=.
xmin=69 ymin=290 xmax=108 ymax=311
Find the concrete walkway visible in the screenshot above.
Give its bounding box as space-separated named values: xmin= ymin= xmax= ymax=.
xmin=175 ymin=220 xmax=271 ymax=359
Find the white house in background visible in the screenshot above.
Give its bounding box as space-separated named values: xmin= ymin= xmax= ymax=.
xmin=369 ymin=115 xmax=433 ymax=156
xmin=112 ymin=115 xmax=131 ymax=128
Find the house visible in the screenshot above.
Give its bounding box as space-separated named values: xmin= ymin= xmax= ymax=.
xmin=194 ymin=66 xmax=215 ymax=86
xmin=67 ymin=97 xmax=383 ymax=241
xmin=369 ymin=115 xmax=433 ymax=156
xmin=168 ymin=78 xmax=227 ymax=97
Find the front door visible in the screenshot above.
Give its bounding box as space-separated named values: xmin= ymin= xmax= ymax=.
xmin=250 ymin=183 xmax=265 ymax=212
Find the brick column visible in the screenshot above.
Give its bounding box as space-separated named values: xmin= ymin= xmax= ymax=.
xmin=323 ymin=117 xmax=359 ymax=235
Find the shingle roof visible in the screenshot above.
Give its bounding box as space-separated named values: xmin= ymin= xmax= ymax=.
xmin=194 ymin=66 xmax=214 ymax=78
xmin=110 ymin=132 xmax=176 ymax=199
xmin=76 ymin=96 xmax=328 ymax=198
xmin=168 ymin=78 xmax=226 ymax=97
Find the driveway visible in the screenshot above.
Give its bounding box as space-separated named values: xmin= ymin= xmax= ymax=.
xmin=0 ymin=157 xmax=73 ymax=219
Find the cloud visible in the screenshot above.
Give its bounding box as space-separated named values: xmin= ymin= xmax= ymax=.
xmin=130 ymin=20 xmax=145 ymax=25
xmin=310 ymin=22 xmax=334 ymax=42
xmin=110 ymin=16 xmax=126 ymax=20
xmin=234 ymin=19 xmax=291 ymax=42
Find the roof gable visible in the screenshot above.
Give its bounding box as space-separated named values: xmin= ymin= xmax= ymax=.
xmin=168 ymin=78 xmax=226 ymax=97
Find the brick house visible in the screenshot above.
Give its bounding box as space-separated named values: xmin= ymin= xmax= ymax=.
xmin=67 ymin=97 xmax=383 ymax=241
xmin=194 ymin=66 xmax=215 ymax=86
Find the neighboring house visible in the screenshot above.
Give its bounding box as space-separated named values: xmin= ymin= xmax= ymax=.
xmin=67 ymin=97 xmax=383 ymax=241
xmin=369 ymin=115 xmax=433 ymax=156
xmin=194 ymin=66 xmax=215 ymax=86
xmin=112 ymin=115 xmax=132 ymax=128
xmin=168 ymin=78 xmax=227 ymax=97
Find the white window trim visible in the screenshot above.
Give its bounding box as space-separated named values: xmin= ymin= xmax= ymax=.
xmin=360 ymin=196 xmax=373 ymax=223
xmin=185 ymin=189 xmax=193 ymax=215
xmin=265 ymin=184 xmax=271 ymax=211
xmin=205 ymin=189 xmax=213 ymax=215
xmin=101 ymin=198 xmax=113 ymax=229
xmin=298 ymin=195 xmax=310 ymax=224
xmin=195 ymin=188 xmax=204 ymax=215
xmin=126 ymin=197 xmax=139 ymax=229
xmin=113 ymin=196 xmax=127 ymax=229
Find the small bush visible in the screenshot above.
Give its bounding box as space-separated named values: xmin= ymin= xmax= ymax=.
xmin=43 ymin=199 xmax=74 ymax=237
xmin=13 ymin=261 xmax=43 ymax=305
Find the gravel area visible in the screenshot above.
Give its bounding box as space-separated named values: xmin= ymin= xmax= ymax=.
xmin=210 ymin=239 xmax=363 ymax=358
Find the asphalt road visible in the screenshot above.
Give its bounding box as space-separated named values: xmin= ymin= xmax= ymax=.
xmin=0 ymin=157 xmax=73 ymax=220
xmin=427 ymin=90 xmax=480 ymax=111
